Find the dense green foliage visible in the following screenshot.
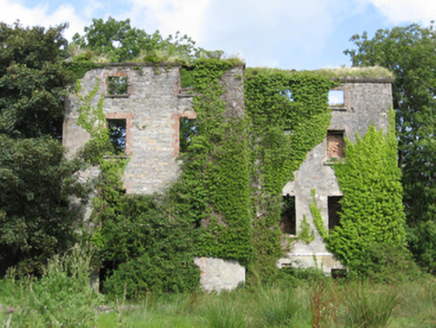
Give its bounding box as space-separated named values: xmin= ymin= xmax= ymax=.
xmin=0 ymin=22 xmax=85 ymax=275
xmin=71 ymin=17 xmax=220 ymax=64
xmin=174 ymin=63 xmax=334 ymax=278
xmin=0 ymin=248 xmax=102 ymax=327
xmin=244 ymin=68 xmax=334 ymax=277
xmin=101 ymin=196 xmax=200 ymax=297
xmin=178 ymin=59 xmax=253 ymax=264
xmin=328 ymin=112 xmax=408 ymax=277
xmin=345 ymin=23 xmax=436 ymax=273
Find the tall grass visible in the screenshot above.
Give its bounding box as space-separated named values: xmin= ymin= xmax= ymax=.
xmin=341 ymin=282 xmax=399 ymax=328
xmin=0 ymin=260 xmax=435 ymax=327
xmin=0 ymin=247 xmax=102 ymax=327
xmin=258 ymin=286 xmax=308 ymax=327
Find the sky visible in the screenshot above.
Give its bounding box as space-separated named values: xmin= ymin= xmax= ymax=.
xmin=1 ymin=0 xmax=435 ymax=70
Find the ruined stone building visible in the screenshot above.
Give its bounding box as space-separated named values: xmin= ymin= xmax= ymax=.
xmin=63 ymin=63 xmax=393 ymax=289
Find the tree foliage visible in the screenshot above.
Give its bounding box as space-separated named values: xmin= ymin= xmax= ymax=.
xmin=345 ymin=23 xmax=436 ymax=272
xmin=0 ymin=22 xmax=84 ymax=275
xmin=72 ymin=17 xmax=219 ymax=63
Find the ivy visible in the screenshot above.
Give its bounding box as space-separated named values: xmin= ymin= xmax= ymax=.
xmin=311 ymin=189 xmax=328 ymax=240
xmin=290 ymin=215 xmax=315 ymax=245
xmin=178 ymin=59 xmax=253 ymax=264
xmin=244 ymin=68 xmax=334 ymax=277
xmin=327 ymin=109 xmax=407 ymax=270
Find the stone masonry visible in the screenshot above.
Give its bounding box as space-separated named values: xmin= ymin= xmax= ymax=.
xmin=280 ymin=79 xmax=393 ymax=273
xmin=63 ymin=64 xmax=394 ymax=286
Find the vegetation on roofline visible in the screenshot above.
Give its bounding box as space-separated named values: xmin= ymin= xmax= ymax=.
xmin=247 ymin=66 xmax=394 ymax=79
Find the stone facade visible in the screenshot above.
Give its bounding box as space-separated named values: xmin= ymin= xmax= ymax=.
xmin=194 ymin=257 xmax=245 ymax=292
xmin=280 ymin=79 xmax=393 ymax=273
xmin=63 ymin=64 xmax=393 ymax=284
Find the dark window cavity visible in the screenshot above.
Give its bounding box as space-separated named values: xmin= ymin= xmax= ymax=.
xmin=107 ymin=119 xmax=126 ymax=154
xmin=280 ymin=195 xmax=296 ymax=235
xmin=328 ymin=196 xmax=342 ymax=230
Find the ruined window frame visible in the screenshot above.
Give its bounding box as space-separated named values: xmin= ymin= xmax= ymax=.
xmin=280 ymin=194 xmax=296 ymax=236
xmin=325 ymin=130 xmax=346 ymax=164
xmin=104 ymin=72 xmax=130 ymax=98
xmin=328 ymin=88 xmax=347 ymax=111
xmin=328 ymin=195 xmax=343 ymax=230
xmin=172 ymin=111 xmax=197 ymax=157
xmin=105 ymin=113 xmax=133 ymax=156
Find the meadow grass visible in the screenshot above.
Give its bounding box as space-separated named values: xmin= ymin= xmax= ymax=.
xmin=0 ymin=252 xmax=434 ymax=328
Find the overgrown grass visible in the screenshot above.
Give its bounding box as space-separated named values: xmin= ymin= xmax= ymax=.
xmin=0 ymin=256 xmax=435 ymax=327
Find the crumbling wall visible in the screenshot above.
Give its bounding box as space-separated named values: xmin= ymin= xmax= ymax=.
xmin=64 ymin=63 xmax=245 ymax=195
xmin=280 ymin=79 xmax=393 ymax=273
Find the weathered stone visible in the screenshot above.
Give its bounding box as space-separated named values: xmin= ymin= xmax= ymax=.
xmin=194 ymin=257 xmax=245 ymax=292
xmin=280 ymin=80 xmax=393 ymax=272
xmin=63 ymin=64 xmax=393 ymax=278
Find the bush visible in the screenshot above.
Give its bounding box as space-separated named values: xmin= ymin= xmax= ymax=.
xmin=0 ymin=247 xmax=102 ymax=327
xmin=99 ymin=195 xmax=200 ymax=298
xmin=350 ymin=242 xmax=421 ymax=283
xmin=105 ymin=253 xmax=200 ymax=298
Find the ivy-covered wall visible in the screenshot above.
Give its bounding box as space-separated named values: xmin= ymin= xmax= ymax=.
xmin=65 ymin=61 xmax=401 ymax=288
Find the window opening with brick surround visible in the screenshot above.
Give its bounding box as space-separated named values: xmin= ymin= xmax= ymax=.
xmin=328 ymin=196 xmax=342 ymax=230
xmin=327 ymin=130 xmax=345 ymax=159
xmin=107 ymin=119 xmax=126 ymax=154
xmin=105 ymin=113 xmax=133 ymax=156
xmin=280 ymin=194 xmax=296 ymax=235
xmin=107 ymin=76 xmax=128 ymax=95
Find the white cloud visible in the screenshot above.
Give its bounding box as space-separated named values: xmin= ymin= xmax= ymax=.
xmin=0 ymin=0 xmax=88 ymax=40
xmin=126 ymin=0 xmax=211 ymax=41
xmin=362 ymin=0 xmax=436 ymax=24
xmin=199 ymin=0 xmax=344 ymax=68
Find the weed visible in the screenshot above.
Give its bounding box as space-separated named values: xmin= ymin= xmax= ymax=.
xmin=342 ymin=282 xmax=398 ymax=328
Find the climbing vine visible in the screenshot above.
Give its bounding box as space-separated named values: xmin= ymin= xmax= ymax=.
xmin=177 ymin=59 xmax=253 ymax=264
xmin=244 ymin=68 xmax=334 ymax=277
xmin=70 ymin=59 xmax=407 ymax=288
xmin=327 ymin=109 xmax=407 ymax=271
xmin=74 ymin=78 xmax=199 ymax=296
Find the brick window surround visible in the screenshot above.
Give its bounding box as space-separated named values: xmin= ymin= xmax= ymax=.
xmin=105 ymin=113 xmax=133 ymax=156
xmin=327 ymin=130 xmax=346 ymax=159
xmin=172 ymin=111 xmax=197 ymax=156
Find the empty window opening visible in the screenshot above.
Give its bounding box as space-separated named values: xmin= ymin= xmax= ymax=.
xmin=327 ymin=131 xmax=345 ymax=159
xmin=328 ymin=196 xmax=342 ymax=230
xmin=280 ymin=195 xmax=296 ymax=235
xmin=328 ymin=90 xmax=345 ymax=107
xmin=107 ymin=119 xmax=126 ymax=154
xmin=180 ymin=117 xmax=197 ymax=153
xmin=331 ymin=268 xmax=347 ymax=279
xmin=107 ymin=76 xmax=128 ymax=95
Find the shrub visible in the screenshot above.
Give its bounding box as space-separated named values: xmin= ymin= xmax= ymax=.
xmin=1 ymin=247 xmax=102 ymax=327
xmin=99 ymin=195 xmax=200 ymax=298
xmin=350 ymin=242 xmax=421 ymax=283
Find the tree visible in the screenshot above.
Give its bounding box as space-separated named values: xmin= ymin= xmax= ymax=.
xmin=345 ymin=23 xmax=436 ymax=272
xmin=0 ymin=22 xmax=84 ymax=275
xmin=72 ymin=17 xmax=217 ymax=63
